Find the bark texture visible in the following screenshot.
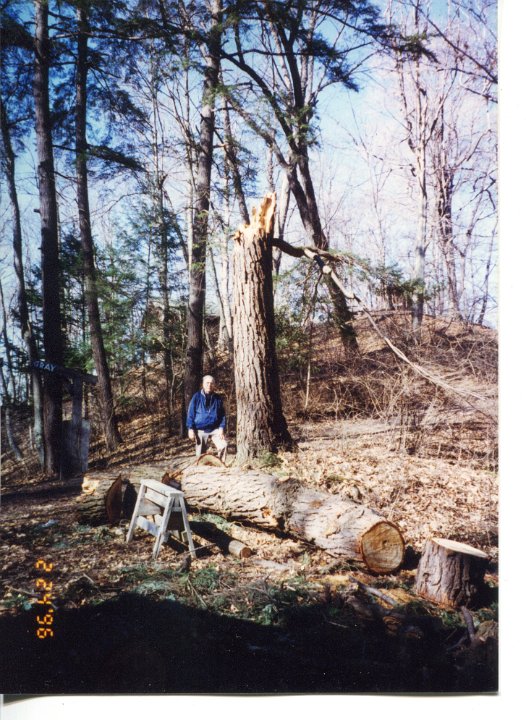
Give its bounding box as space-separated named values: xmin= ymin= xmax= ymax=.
xmin=177 ymin=465 xmax=404 ymax=572
xmin=414 ymin=538 xmax=489 ymax=608
xmin=76 ymin=473 xmax=124 ymax=525
xmin=232 ymin=194 xmax=293 ymax=463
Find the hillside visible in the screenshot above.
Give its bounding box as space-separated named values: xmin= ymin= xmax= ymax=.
xmin=0 ymin=314 xmax=498 ymax=693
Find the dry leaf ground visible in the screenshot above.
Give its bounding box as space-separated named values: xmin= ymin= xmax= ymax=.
xmin=0 ymin=315 xmax=498 ymax=693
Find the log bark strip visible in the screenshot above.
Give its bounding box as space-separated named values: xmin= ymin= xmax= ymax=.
xmin=178 ymin=465 xmax=404 ymax=573
xmin=414 ymin=538 xmax=490 ymax=608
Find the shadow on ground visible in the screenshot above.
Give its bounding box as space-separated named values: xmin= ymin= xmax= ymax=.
xmin=1 ymin=593 xmax=497 ymax=694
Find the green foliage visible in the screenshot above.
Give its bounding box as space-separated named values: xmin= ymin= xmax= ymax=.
xmin=188 ymin=565 xmax=220 ymax=593
xmin=475 ymin=603 xmax=498 ymax=623
xmin=256 ymin=451 xmax=283 ymax=468
xmin=197 ymin=513 xmax=232 ymax=531
xmin=1 ymin=593 xmax=34 ymax=612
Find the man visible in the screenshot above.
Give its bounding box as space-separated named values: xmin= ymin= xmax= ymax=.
xmin=186 ymin=375 xmax=228 ymax=462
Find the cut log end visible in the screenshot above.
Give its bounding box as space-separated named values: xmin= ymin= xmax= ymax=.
xmin=360 ymin=521 xmax=405 ymax=574
xmin=196 ymin=454 xmax=225 ymax=467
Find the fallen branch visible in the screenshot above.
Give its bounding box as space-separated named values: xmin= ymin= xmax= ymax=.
xmin=6 ymin=585 xmax=59 ymax=610
xmin=273 ymin=237 xmax=496 ymax=424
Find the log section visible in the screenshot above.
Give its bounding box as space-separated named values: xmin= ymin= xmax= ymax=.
xmin=190 ymin=521 xmax=252 ymax=559
xmin=414 ymin=538 xmax=490 ymax=608
xmin=76 ymin=472 xmax=123 ymax=525
xmin=75 ymin=460 xmax=404 ymax=572
xmin=177 ymin=465 xmax=404 ymax=573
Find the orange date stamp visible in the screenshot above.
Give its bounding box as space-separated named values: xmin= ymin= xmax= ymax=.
xmin=34 ymin=559 xmax=55 ymax=639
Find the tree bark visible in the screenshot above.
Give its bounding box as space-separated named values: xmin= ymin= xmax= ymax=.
xmin=232 ymin=194 xmax=293 ymax=463
xmin=75 ymin=6 xmax=121 ymax=451
xmin=177 ymin=465 xmax=404 ymax=572
xmin=75 ymin=461 xmax=404 ymax=572
xmin=76 ymin=473 xmax=124 ymax=526
xmin=183 ymin=0 xmax=222 ymax=413
xmin=0 ymin=97 xmax=44 ymax=465
xmin=34 ymin=0 xmax=63 ymax=476
xmin=414 ymin=538 xmax=489 ymax=608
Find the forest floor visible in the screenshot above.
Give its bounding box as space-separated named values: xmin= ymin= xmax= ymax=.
xmin=0 ymin=315 xmax=499 ymax=694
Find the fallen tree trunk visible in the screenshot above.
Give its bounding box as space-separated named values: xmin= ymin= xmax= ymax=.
xmin=176 ymin=465 xmax=404 ymax=573
xmin=75 ymin=461 xmax=404 ymax=572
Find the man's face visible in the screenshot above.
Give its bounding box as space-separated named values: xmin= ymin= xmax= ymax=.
xmin=203 ymin=378 xmax=215 ymax=393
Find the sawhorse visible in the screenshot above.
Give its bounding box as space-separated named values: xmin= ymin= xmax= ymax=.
xmin=126 ymin=478 xmax=196 ymax=561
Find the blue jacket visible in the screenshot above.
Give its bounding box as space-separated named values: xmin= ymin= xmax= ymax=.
xmin=186 ymin=390 xmax=226 ymax=432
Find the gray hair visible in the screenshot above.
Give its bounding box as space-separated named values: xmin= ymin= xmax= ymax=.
xmin=202 ymin=375 xmax=215 ymax=384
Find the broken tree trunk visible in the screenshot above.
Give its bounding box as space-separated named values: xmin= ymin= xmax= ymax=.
xmin=414 ymin=538 xmax=490 ymax=608
xmin=177 ymin=465 xmax=404 ymax=573
xmin=232 ymin=193 xmax=294 ymax=463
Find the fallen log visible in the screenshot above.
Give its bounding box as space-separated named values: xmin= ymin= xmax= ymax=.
xmin=176 ymin=465 xmax=404 ymax=573
xmin=414 ymin=538 xmax=490 ymax=608
xmin=75 ymin=460 xmax=404 ymax=572
xmin=76 ymin=472 xmax=123 ymax=525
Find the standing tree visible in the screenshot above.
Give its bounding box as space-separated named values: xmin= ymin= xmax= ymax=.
xmin=75 ymin=3 xmax=121 ymax=450
xmin=217 ymin=0 xmax=397 ymax=352
xmin=33 ymin=0 xmax=63 ymax=475
xmin=181 ymin=0 xmax=223 ymax=416
xmin=0 ymin=87 xmax=45 ymax=464
xmin=232 ymin=193 xmax=293 ymax=463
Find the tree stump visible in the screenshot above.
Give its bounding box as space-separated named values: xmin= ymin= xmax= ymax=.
xmin=414 ymin=538 xmax=490 ymax=608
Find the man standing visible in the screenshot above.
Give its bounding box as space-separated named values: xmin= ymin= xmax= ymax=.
xmin=186 ymin=375 xmax=228 ymax=462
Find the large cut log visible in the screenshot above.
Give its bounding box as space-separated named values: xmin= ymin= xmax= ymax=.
xmin=414 ymin=538 xmax=490 ymax=608
xmin=75 ymin=460 xmax=404 ymax=572
xmin=176 ymin=465 xmax=404 ymax=573
xmin=73 ymin=457 xmax=207 ymax=525
xmin=76 ymin=472 xmax=123 ymax=525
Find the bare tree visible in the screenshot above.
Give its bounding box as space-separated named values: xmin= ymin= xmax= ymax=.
xmin=75 ymin=5 xmax=122 ymax=450
xmin=218 ymin=0 xmax=394 ymax=352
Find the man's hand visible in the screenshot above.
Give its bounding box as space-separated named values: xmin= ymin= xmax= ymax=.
xmin=188 ymin=429 xmax=195 ymax=441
